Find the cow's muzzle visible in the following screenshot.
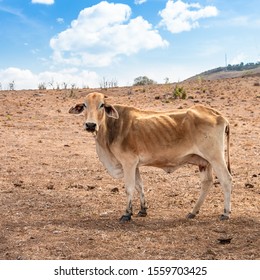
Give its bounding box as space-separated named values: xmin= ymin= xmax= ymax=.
xmin=85 ymin=122 xmax=97 ymax=132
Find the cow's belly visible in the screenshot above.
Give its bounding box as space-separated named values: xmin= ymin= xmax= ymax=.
xmin=139 ymin=153 xmax=182 ymax=168
xmin=138 ymin=150 xmax=204 ymax=171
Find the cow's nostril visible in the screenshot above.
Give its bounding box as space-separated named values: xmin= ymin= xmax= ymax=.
xmin=85 ymin=122 xmax=97 ymax=132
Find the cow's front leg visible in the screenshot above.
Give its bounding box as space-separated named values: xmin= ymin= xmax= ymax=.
xmin=120 ymin=162 xmax=138 ymax=223
xmin=135 ymin=168 xmax=147 ymax=217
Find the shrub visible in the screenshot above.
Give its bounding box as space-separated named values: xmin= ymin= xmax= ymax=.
xmin=38 ymin=83 xmax=47 ymax=90
xmin=133 ymin=76 xmax=157 ymax=86
xmin=9 ymin=81 xmax=15 ymax=90
xmin=99 ymin=77 xmax=118 ymax=89
xmin=173 ymin=85 xmax=187 ymax=99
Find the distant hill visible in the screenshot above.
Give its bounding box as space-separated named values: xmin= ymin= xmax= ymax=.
xmin=186 ymin=62 xmax=260 ymax=81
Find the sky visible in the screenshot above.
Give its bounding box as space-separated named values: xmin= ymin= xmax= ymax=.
xmin=0 ymin=0 xmax=260 ymax=89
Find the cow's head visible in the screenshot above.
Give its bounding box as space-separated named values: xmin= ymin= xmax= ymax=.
xmin=69 ymin=92 xmax=119 ymax=134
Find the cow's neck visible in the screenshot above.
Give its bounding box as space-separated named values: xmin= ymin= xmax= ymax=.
xmin=96 ymin=116 xmax=117 ymax=147
xmin=95 ymin=123 xmax=108 ymax=148
xmin=94 ymin=121 xmax=123 ymax=179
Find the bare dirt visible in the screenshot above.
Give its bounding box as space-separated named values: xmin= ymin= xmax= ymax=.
xmin=0 ymin=76 xmax=259 ymax=260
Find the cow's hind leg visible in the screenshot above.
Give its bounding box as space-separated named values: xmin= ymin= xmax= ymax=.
xmin=211 ymin=159 xmax=232 ymax=220
xmin=135 ymin=168 xmax=147 ymax=217
xmin=187 ymin=164 xmax=213 ymax=219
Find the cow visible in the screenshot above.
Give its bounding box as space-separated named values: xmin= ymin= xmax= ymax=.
xmin=69 ymin=92 xmax=232 ymax=223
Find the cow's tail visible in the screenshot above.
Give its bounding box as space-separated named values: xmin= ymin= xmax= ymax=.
xmin=225 ymin=124 xmax=231 ymax=174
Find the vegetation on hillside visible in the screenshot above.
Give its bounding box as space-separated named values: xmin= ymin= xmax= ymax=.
xmin=200 ymin=61 xmax=260 ymax=76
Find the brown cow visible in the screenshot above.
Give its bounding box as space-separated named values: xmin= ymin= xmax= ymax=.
xmin=69 ymin=92 xmax=232 ymax=223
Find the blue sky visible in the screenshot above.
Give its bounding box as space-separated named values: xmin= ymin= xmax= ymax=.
xmin=0 ymin=0 xmax=259 ymax=89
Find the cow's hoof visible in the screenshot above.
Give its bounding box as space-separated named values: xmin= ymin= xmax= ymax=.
xmin=137 ymin=211 xmax=147 ymax=217
xmin=220 ymin=214 xmax=229 ymax=221
xmin=119 ymin=215 xmax=131 ymax=223
xmin=186 ymin=213 xmax=196 ymax=219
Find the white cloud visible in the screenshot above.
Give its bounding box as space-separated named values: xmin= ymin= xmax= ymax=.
xmin=31 ymin=0 xmax=54 ymax=5
xmin=134 ymin=0 xmax=147 ymax=4
xmin=56 ymin=17 xmax=64 ymax=24
xmin=158 ymin=0 xmax=218 ymax=33
xmin=50 ymin=1 xmax=168 ymax=67
xmin=0 ymin=67 xmax=99 ymax=90
xmin=0 ymin=67 xmax=37 ymax=89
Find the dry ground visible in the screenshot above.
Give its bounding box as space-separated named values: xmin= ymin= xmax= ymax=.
xmin=0 ymin=76 xmax=259 ymax=260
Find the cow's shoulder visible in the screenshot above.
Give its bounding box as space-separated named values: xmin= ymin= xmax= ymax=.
xmin=105 ymin=105 xmax=139 ymax=145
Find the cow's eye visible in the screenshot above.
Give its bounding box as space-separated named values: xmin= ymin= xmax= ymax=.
xmin=99 ymin=103 xmax=105 ymax=109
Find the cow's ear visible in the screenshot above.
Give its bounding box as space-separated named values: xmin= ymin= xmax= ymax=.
xmin=69 ymin=104 xmax=85 ymax=114
xmin=104 ymin=104 xmax=119 ymax=119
